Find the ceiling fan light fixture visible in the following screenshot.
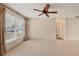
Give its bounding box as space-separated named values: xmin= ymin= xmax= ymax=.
xmin=33 ymin=4 xmax=58 ymax=17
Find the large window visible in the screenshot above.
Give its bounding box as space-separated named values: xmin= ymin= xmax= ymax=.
xmin=5 ymin=13 xmax=16 ymax=40
xmin=5 ymin=8 xmax=25 ymax=43
xmin=16 ymin=17 xmax=25 ymax=37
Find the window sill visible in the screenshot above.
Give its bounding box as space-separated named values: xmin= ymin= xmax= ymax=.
xmin=6 ymin=36 xmax=24 ymax=44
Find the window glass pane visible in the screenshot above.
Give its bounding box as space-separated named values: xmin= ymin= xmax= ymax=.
xmin=5 ymin=8 xmax=25 ymax=42
xmin=5 ymin=13 xmax=16 ymax=40
xmin=16 ymin=18 xmax=25 ymax=38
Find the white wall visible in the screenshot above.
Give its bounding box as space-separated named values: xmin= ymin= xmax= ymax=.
xmin=65 ymin=17 xmax=79 ymax=40
xmin=29 ymin=18 xmax=56 ymax=40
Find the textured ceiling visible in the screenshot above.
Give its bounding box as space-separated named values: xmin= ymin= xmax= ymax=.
xmin=4 ymin=3 xmax=79 ymax=18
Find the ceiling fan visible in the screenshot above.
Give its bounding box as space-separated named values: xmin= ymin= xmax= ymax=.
xmin=33 ymin=4 xmax=57 ymax=17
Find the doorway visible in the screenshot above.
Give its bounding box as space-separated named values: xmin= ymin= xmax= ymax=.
xmin=56 ymin=18 xmax=65 ymax=40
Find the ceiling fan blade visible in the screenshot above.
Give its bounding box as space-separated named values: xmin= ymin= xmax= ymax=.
xmin=45 ymin=13 xmax=49 ymax=17
xmin=33 ymin=9 xmax=43 ymax=12
xmin=47 ymin=11 xmax=57 ymax=14
xmin=38 ymin=13 xmax=44 ymax=16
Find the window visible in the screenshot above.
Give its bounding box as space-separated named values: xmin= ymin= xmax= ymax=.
xmin=5 ymin=13 xmax=16 ymax=40
xmin=16 ymin=17 xmax=25 ymax=38
xmin=5 ymin=8 xmax=25 ymax=43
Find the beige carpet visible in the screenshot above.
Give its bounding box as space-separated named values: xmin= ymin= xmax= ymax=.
xmin=5 ymin=40 xmax=79 ymax=56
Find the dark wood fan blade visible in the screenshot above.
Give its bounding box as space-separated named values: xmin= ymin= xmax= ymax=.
xmin=47 ymin=11 xmax=57 ymax=14
xmin=38 ymin=13 xmax=44 ymax=16
xmin=45 ymin=13 xmax=49 ymax=17
xmin=33 ymin=9 xmax=43 ymax=12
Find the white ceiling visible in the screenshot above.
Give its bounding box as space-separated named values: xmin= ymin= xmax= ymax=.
xmin=4 ymin=3 xmax=79 ymax=18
